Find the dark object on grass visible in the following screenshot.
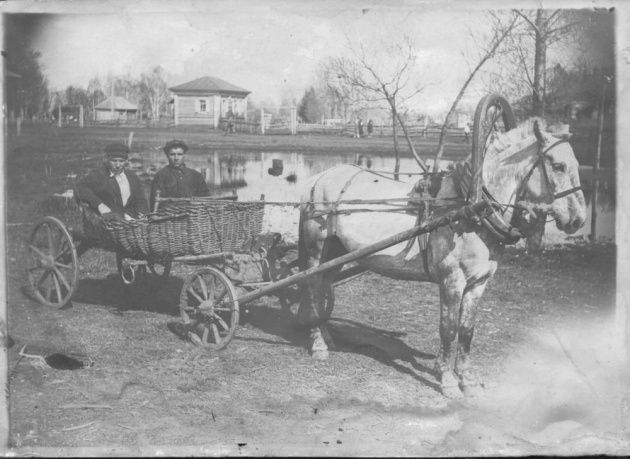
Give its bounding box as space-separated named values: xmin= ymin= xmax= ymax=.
xmin=285 ymin=173 xmax=297 ymax=183
xmin=45 ymin=353 xmax=92 ymax=370
xmin=268 ymin=159 xmax=283 ymax=176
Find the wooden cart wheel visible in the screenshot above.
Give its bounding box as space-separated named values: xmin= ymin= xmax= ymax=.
xmin=471 ymin=93 xmax=517 ymax=201
xmin=179 ymin=266 xmax=239 ymax=350
xmin=26 ymin=216 xmax=79 ymax=308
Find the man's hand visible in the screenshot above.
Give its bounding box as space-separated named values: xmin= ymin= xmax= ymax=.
xmin=102 ymin=212 xmax=123 ymax=222
xmin=97 ymin=203 xmax=112 ymax=215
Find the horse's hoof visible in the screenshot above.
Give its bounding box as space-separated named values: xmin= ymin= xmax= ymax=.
xmin=440 ymin=372 xmax=464 ymax=399
xmin=311 ymin=349 xmax=329 ymax=360
xmin=441 ymin=384 xmax=464 ymax=399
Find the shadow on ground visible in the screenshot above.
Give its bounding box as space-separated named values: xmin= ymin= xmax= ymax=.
xmin=239 ymin=303 xmax=441 ymax=392
xmin=72 ymin=274 xmax=183 ymax=315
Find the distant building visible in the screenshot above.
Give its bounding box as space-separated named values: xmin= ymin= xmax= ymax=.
xmin=95 ymin=96 xmax=138 ymax=121
xmin=169 ymin=76 xmax=250 ymax=128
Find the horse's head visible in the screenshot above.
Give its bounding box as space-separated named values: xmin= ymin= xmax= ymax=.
xmin=519 ymin=121 xmax=586 ymax=234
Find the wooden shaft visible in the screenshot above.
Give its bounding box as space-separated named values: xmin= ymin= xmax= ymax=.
xmin=236 ymin=200 xmax=489 ymax=305
xmin=172 ymin=252 xmax=234 ymax=262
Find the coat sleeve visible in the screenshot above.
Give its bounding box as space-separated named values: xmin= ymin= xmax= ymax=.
xmin=74 ymin=170 xmax=104 ymax=210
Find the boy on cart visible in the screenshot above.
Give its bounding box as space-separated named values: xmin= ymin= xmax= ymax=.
xmin=149 ymin=139 xmax=209 ymax=210
xmin=75 ymin=143 xmax=149 ymax=221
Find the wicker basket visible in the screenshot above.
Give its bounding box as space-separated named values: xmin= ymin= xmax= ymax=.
xmin=102 ymin=199 xmax=265 ymax=259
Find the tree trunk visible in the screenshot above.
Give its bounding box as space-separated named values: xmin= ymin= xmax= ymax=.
xmin=392 ymin=108 xmax=400 ymax=181
xmin=532 ymin=10 xmax=547 ymax=116
xmin=433 ymin=14 xmax=518 ymax=171
xmin=393 ymin=110 xmax=428 ymax=172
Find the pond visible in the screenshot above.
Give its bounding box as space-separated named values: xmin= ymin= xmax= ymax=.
xmin=134 ymin=149 xmax=615 ymax=243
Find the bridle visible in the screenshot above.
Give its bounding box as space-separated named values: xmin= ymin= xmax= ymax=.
xmin=515 ymin=137 xmax=583 ymax=205
xmin=477 ymin=125 xmax=582 ymax=243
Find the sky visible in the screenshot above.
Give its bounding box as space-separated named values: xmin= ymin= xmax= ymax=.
xmin=4 ymin=1 xmax=617 ymax=115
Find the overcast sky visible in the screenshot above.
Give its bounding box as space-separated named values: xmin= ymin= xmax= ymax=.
xmin=5 ymin=0 xmax=618 ymax=114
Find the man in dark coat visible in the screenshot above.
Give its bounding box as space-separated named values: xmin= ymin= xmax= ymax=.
xmin=149 ymin=139 xmax=209 ymax=210
xmin=75 ymin=143 xmax=149 ymax=220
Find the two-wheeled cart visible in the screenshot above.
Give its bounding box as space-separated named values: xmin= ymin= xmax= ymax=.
xmin=25 ymin=193 xmax=490 ymax=351
xmin=26 ymin=93 xmax=513 ymax=351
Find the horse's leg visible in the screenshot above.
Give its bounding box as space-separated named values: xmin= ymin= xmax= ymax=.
xmin=316 ymin=237 xmax=347 ymax=350
xmin=296 ymin=213 xmax=331 ymax=360
xmin=455 ymin=263 xmax=496 ymax=395
xmin=436 ymin=271 xmax=467 ymax=399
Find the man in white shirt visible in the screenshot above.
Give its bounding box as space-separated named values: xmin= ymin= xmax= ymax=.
xmin=75 ymin=143 xmax=148 ymax=221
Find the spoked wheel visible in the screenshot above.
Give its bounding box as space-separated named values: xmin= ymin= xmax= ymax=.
xmin=179 ymin=267 xmax=239 ymax=350
xmin=26 ymin=216 xmax=79 ymax=308
xmin=471 ymin=93 xmax=517 ymax=200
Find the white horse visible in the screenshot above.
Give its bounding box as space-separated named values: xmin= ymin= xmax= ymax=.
xmin=297 ymin=119 xmax=586 ymax=398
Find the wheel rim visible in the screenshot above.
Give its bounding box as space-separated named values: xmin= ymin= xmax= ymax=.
xmin=472 ymin=94 xmax=516 ymax=158
xmin=26 ymin=216 xmax=79 ymax=308
xmin=179 ymin=267 xmax=238 ymax=350
xmin=471 ymin=94 xmax=517 ymax=202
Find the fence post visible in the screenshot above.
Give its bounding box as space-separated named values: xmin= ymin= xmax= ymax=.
xmin=290 ymin=106 xmax=297 ymax=135
xmin=79 ymin=105 xmax=84 ymax=128
xmin=260 ymin=108 xmax=265 ymax=135
xmin=58 ymin=106 xmax=62 ymax=128
xmin=590 ymin=75 xmax=611 ymax=241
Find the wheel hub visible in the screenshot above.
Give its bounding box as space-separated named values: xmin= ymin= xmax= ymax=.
xmin=197 ymin=299 xmax=214 ymax=313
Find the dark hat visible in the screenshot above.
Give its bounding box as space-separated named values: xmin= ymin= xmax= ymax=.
xmin=104 ymin=143 xmax=130 ymax=159
xmin=163 ymin=139 xmax=188 ymax=154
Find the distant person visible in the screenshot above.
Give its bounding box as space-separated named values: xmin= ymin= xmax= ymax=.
xmin=75 ymin=143 xmax=148 ymax=221
xmin=150 ymin=139 xmax=209 ymax=210
xmin=367 ymin=119 xmax=374 ymax=137
xmin=224 ymin=109 xmax=235 ymax=135
xmin=357 ymin=118 xmax=364 ymax=138
xmin=463 ymin=123 xmax=471 ymax=144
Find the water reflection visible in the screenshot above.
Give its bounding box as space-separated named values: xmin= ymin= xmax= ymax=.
xmin=135 ymin=149 xmax=615 ymax=241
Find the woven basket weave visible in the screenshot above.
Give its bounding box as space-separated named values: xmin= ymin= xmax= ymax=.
xmin=101 ymin=200 xmax=264 ymax=259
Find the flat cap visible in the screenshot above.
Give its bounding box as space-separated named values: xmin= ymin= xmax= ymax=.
xmin=163 ymin=139 xmax=189 ymax=154
xmin=104 ymin=143 xmax=130 ymax=159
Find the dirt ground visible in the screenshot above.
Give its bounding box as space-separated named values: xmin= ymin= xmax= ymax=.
xmin=4 ymin=124 xmax=628 ymax=456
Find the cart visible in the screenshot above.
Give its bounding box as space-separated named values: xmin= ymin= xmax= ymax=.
xmin=25 ymin=94 xmax=513 ymax=351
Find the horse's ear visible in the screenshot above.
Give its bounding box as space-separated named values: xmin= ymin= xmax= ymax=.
xmin=533 ymin=120 xmax=546 ymax=145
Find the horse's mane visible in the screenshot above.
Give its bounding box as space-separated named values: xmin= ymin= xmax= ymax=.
xmin=450 ymin=118 xmax=552 ymax=200
xmin=483 ymin=117 xmax=554 ymax=162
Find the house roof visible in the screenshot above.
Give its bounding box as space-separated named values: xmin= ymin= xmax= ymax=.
xmin=95 ymin=96 xmax=138 ymax=111
xmin=169 ymin=76 xmax=250 ymax=95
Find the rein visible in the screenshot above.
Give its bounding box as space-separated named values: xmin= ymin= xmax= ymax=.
xmin=476 ymin=136 xmax=582 ymax=244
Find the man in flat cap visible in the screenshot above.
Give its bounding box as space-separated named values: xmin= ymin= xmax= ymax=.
xmin=149 ymin=139 xmax=209 ymax=210
xmin=75 ymin=143 xmax=149 ymax=221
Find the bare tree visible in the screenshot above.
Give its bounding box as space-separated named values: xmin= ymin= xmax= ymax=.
xmin=323 ymin=35 xmax=428 ymax=178
xmin=511 ymin=9 xmax=583 ymax=116
xmin=433 ymin=12 xmax=519 ymax=171
xmin=139 ymin=66 xmax=169 ymax=120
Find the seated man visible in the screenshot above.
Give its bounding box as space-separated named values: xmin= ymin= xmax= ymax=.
xmin=75 ymin=143 xmax=149 ymax=221
xmin=149 ymin=139 xmax=209 ymax=210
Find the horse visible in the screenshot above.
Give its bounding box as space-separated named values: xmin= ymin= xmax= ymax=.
xmin=296 ymin=118 xmax=586 ymax=398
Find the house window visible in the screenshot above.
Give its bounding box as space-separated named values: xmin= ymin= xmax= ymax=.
xmin=198 ymin=99 xmax=207 ymax=112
